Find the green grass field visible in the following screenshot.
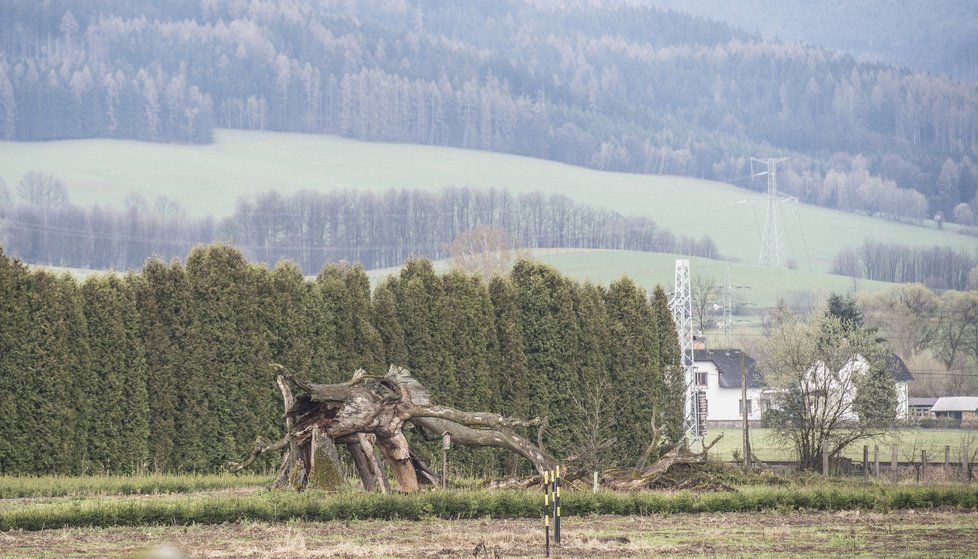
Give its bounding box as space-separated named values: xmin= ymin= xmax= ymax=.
xmin=2 ymin=129 xmax=976 ymax=273
xmin=711 ymin=428 xmax=978 ymax=462
xmin=367 ymin=248 xmax=895 ymax=337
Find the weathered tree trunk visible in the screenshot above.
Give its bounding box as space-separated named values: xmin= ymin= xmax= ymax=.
xmin=232 ymin=364 xmax=558 ymax=492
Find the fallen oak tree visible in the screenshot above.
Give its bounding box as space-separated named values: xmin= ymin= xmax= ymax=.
xmin=231 ymin=364 xmax=559 ymax=492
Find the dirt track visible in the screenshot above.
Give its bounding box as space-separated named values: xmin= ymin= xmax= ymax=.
xmin=3 ymin=509 xmax=978 ymax=558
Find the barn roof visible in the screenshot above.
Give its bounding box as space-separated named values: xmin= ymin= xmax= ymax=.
xmin=931 ymin=397 xmax=978 ymax=413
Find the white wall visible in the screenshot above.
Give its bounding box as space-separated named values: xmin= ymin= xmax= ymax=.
xmin=695 ymin=360 xmax=765 ymax=422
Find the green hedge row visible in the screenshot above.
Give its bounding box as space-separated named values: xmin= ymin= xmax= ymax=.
xmin=2 ymin=486 xmax=977 ymax=531
xmin=0 ymin=474 xmax=273 ymax=499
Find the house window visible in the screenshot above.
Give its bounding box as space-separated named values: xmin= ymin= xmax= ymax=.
xmin=695 ymin=369 xmax=708 ymax=386
xmin=739 ymin=399 xmax=752 ymax=417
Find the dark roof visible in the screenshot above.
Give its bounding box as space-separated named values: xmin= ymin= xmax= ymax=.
xmin=909 ymin=397 xmax=939 ymax=408
xmin=882 ymin=352 xmax=913 ymax=382
xmin=695 ymin=349 xmax=764 ymax=388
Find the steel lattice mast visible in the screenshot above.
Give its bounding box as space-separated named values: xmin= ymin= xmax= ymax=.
xmin=752 ymin=157 xmax=789 ymax=268
xmin=669 ymin=259 xmax=703 ymax=443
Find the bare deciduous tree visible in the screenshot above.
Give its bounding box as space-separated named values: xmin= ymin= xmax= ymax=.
xmin=447 ymin=225 xmax=528 ymax=281
xmin=691 ymin=274 xmax=720 ymax=333
xmin=18 ymin=170 xmax=67 ymax=209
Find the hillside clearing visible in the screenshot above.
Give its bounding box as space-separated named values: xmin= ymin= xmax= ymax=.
xmin=1 ymin=129 xmax=975 ymax=272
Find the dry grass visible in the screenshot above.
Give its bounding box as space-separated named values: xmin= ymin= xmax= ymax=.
xmin=3 ymin=511 xmax=977 ymax=558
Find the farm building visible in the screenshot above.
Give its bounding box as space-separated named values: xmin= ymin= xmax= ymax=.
xmin=908 ymin=397 xmax=939 ymax=418
xmin=693 ymin=349 xmax=913 ymax=427
xmin=930 ymin=397 xmax=978 ymax=425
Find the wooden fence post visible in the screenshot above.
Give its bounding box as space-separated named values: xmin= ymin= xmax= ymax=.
xmin=965 ymin=443 xmax=972 ymax=483
xmin=863 ymin=445 xmax=869 ymax=480
xmin=822 ymin=439 xmax=829 ymax=476
xmin=874 ymin=445 xmax=880 ymax=479
xmin=891 ymin=444 xmax=898 ymax=480
xmin=921 ymin=449 xmax=927 ymax=482
xmin=945 ymin=445 xmax=951 ymax=477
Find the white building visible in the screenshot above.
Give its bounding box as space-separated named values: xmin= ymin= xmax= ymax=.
xmin=693 ymin=349 xmax=769 ymax=427
xmin=693 ymin=349 xmax=913 ymax=427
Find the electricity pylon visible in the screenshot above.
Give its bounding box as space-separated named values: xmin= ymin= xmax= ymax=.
xmin=669 ymin=259 xmax=703 ymax=443
xmin=751 ymin=157 xmax=790 ymax=267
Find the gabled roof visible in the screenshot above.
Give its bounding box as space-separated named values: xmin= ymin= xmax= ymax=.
xmin=931 ymin=397 xmax=978 ymax=413
xmin=841 ymin=352 xmax=913 ymax=382
xmin=909 ymin=397 xmax=939 ymax=408
xmin=695 ymin=349 xmax=764 ymax=388
xmin=881 ymin=352 xmax=913 ymax=382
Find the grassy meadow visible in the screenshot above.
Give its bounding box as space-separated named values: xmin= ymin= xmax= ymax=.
xmin=711 ymin=427 xmax=978 ymax=462
xmin=2 ymin=129 xmax=976 ymax=273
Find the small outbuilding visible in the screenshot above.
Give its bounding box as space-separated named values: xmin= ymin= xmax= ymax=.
xmin=930 ymin=397 xmax=978 ymax=424
xmin=908 ymin=397 xmax=938 ymax=418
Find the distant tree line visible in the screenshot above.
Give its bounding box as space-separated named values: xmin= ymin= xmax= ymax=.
xmin=1 ymin=1 xmax=977 ymax=222
xmin=832 ymin=238 xmax=978 ymax=290
xmin=0 ymin=180 xmax=719 ymax=272
xmin=0 ymin=244 xmax=683 ymax=476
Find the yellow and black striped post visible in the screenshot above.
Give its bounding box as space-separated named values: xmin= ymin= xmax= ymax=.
xmin=554 ymin=466 xmax=561 ymax=546
xmin=544 ymin=470 xmax=551 ymax=557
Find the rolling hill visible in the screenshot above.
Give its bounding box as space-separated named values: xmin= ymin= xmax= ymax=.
xmin=1 ymin=129 xmax=975 ymax=274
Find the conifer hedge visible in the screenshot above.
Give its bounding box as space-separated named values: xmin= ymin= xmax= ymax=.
xmin=0 ymin=245 xmax=682 ymax=476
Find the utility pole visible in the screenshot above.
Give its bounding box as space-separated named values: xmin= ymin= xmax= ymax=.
xmin=741 ymin=350 xmax=752 ymax=469
xmin=751 ymin=157 xmax=790 ymax=268
xmin=723 ymin=266 xmax=733 ymax=340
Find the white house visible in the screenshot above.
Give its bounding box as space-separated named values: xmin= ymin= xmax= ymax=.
xmin=693 ymin=349 xmax=768 ymax=427
xmin=841 ymin=353 xmax=912 ymax=419
xmin=693 ymin=349 xmax=913 ymax=427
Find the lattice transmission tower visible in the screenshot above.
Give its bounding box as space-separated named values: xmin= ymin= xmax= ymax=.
xmin=751 ymin=157 xmax=790 ymax=267
xmin=669 ymin=259 xmax=704 ymax=444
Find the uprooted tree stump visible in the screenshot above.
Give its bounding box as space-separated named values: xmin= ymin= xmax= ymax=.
xmin=603 ymin=433 xmax=731 ymax=492
xmin=231 ymin=364 xmax=559 ymax=492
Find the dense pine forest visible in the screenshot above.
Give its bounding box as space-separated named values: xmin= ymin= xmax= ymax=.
xmin=1 ymin=0 xmax=977 ymax=223
xmin=0 ymin=245 xmax=683 ymax=476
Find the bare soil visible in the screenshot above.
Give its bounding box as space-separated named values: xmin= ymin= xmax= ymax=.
xmin=2 ymin=510 xmax=977 ymax=558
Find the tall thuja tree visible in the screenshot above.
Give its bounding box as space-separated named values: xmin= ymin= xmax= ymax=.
xmin=372 ymin=277 xmax=408 ymax=369
xmin=185 ymin=244 xmax=274 ymax=470
xmin=392 ymin=259 xmax=455 ymax=402
xmin=570 ymin=282 xmax=616 ymax=470
xmin=56 ymin=273 xmax=95 ymax=474
xmin=603 ymin=277 xmax=660 ymax=464
xmin=511 ymin=260 xmax=580 ymax=456
xmin=439 ymin=269 xmax=498 ymax=475
xmin=81 ymin=274 xmax=149 ymax=473
xmin=440 ymin=270 xmax=495 ymax=411
xmin=316 ymin=263 xmax=384 ymax=380
xmin=0 ymin=250 xmax=34 ymax=474
xmin=343 ymin=264 xmax=385 ymax=375
xmin=488 ymin=276 xmax=530 ymax=420
xmin=651 ymin=284 xmax=685 ymax=445
xmin=488 ymin=275 xmax=531 ymax=474
xmin=17 ymin=271 xmax=80 ymax=474
xmin=135 ymin=258 xmax=201 ymax=471
xmin=259 ymin=261 xmax=323 ymax=377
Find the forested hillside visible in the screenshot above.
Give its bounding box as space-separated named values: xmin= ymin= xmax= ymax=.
xmin=1 ymin=0 xmax=977 ymax=223
xmin=0 ymin=245 xmax=682 ymax=475
xmin=644 ymin=0 xmax=978 ymax=80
